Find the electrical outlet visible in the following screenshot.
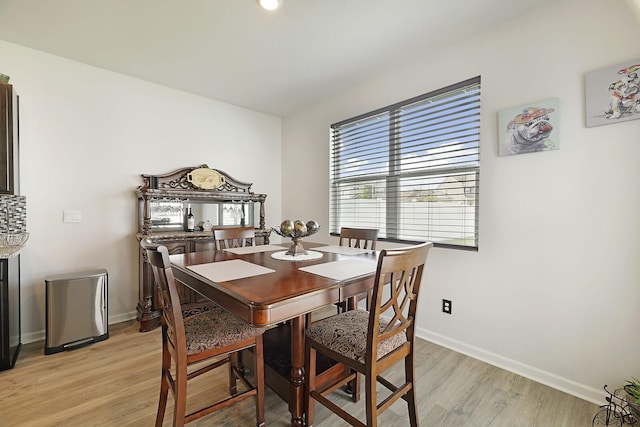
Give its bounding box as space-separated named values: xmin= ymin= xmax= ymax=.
xmin=442 ymin=299 xmax=452 ymax=314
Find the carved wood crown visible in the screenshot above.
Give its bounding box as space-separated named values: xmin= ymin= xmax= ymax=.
xmin=136 ymin=165 xmax=269 ymax=238
xmin=139 ymin=165 xmax=255 ymax=194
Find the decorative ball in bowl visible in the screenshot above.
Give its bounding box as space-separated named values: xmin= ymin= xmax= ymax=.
xmin=272 ymin=220 xmax=319 ymax=256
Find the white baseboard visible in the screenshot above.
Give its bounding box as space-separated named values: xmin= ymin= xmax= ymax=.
xmin=20 ymin=311 xmax=138 ymax=345
xmin=416 ymin=327 xmax=605 ymax=406
xmin=21 ymin=330 xmax=45 ymax=345
xmin=108 ymin=311 xmax=138 ymax=325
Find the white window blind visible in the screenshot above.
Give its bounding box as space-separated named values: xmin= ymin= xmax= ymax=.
xmin=330 ymin=76 xmax=480 ymax=249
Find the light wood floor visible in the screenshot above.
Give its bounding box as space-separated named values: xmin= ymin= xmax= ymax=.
xmin=0 ymin=319 xmax=598 ymax=427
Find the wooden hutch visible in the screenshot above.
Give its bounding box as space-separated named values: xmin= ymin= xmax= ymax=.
xmin=135 ymin=165 xmax=271 ymax=332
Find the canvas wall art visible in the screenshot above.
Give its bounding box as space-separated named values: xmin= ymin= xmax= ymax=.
xmin=498 ymin=98 xmax=560 ymax=157
xmin=585 ymin=59 xmax=640 ymax=127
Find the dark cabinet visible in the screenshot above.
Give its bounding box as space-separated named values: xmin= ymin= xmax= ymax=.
xmin=0 ymin=82 xmax=21 ymax=370
xmin=0 ymin=256 xmax=21 ymax=370
xmin=0 ymin=83 xmax=19 ymax=195
xmin=135 ymin=165 xmax=271 ymax=332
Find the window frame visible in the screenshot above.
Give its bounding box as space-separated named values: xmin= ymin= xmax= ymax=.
xmin=329 ymin=76 xmax=481 ymax=251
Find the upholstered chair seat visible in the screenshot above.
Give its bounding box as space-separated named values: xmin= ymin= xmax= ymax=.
xmin=184 ymin=307 xmax=265 ymax=355
xmin=305 ymin=309 xmax=406 ymax=363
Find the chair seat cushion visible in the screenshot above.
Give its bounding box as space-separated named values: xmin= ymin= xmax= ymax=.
xmin=305 ymin=309 xmax=407 ymax=363
xmin=184 ymin=306 xmax=264 ymax=355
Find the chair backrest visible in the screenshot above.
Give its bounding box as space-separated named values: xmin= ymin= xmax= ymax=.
xmin=367 ymin=242 xmax=433 ymax=364
xmin=140 ymin=239 xmax=187 ymax=359
xmin=213 ymin=227 xmax=256 ymax=250
xmin=339 ymin=227 xmax=379 ymax=250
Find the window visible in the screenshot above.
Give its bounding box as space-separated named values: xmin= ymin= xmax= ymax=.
xmin=329 ymin=76 xmax=480 ymax=250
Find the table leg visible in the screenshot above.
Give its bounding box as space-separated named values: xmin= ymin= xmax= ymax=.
xmin=289 ymin=315 xmax=305 ymax=427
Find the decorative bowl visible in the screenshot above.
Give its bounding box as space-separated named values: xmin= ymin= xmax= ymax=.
xmin=272 ymin=220 xmax=319 ymax=256
xmin=0 ymin=232 xmax=29 ymax=247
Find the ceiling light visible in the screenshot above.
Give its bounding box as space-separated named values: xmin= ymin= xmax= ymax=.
xmin=257 ymin=0 xmax=282 ymax=11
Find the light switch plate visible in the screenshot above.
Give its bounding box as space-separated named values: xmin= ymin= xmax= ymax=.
xmin=63 ymin=210 xmax=82 ymax=223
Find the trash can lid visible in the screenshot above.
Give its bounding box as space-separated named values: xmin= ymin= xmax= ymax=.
xmin=44 ymin=268 xmax=108 ymax=282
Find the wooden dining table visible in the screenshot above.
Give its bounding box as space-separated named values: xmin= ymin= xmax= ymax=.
xmin=169 ymin=242 xmax=379 ymax=427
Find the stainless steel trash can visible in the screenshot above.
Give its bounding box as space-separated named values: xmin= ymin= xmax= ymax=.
xmin=44 ymin=268 xmax=108 ymax=355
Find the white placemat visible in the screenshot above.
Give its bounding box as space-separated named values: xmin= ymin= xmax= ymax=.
xmin=186 ymin=259 xmax=275 ymax=282
xmin=313 ymin=245 xmax=374 ymax=255
xmin=299 ymin=259 xmax=376 ymax=281
xmin=224 ymin=244 xmax=285 ymax=255
xmin=271 ymin=250 xmax=324 ymax=261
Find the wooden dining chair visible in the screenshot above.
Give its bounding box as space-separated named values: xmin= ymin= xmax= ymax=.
xmin=305 ymin=242 xmax=433 ymax=427
xmin=339 ymin=227 xmax=379 ymax=251
xmin=336 ymin=227 xmax=379 ymax=313
xmin=212 ymin=226 xmax=256 ymax=250
xmin=141 ymin=239 xmax=266 ymax=427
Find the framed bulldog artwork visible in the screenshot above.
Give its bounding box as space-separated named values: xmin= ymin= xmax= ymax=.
xmin=585 ymin=59 xmax=640 ymax=127
xmin=498 ymin=97 xmax=560 ymax=157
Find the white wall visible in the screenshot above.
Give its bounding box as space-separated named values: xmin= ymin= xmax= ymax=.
xmin=0 ymin=40 xmax=282 ymax=342
xmin=282 ymin=0 xmax=640 ymax=404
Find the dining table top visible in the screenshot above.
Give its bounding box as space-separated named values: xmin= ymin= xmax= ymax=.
xmin=169 ymin=242 xmax=379 ymax=327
